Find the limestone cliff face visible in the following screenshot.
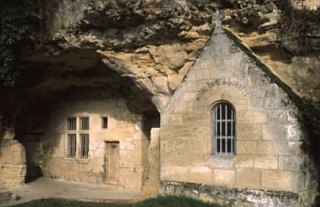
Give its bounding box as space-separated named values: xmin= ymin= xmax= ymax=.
xmin=20 ymin=0 xmax=320 ymax=111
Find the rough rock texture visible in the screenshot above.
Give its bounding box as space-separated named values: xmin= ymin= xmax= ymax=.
xmin=0 ymin=0 xmax=320 ymax=204
xmin=161 ymin=181 xmax=304 ymax=207
xmin=18 ymin=0 xmax=320 ymax=110
xmin=0 ymin=139 xmax=27 ymax=187
xmin=12 ymin=0 xmax=319 ymax=113
xmin=142 ymin=128 xmax=160 ymax=196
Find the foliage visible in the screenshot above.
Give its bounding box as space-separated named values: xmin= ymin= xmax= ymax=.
xmin=9 ymin=196 xmax=224 ymax=207
xmin=136 ymin=196 xmax=222 ymax=207
xmin=0 ymin=0 xmax=37 ymax=86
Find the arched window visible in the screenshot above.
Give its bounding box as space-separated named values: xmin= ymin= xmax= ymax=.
xmin=212 ymin=102 xmax=236 ymax=155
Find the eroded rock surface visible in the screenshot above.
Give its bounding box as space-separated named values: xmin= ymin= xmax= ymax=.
xmin=0 ymin=139 xmax=26 ymax=187
xmin=18 ymin=0 xmax=319 ymax=112
xmin=0 ymin=0 xmax=320 ymax=204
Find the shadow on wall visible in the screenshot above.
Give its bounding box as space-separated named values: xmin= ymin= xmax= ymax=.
xmin=13 ymin=86 xmax=159 ymax=185
xmin=0 ymin=116 xmax=16 ymax=157
xmin=300 ymin=103 xmax=320 ymax=206
xmin=0 ymin=116 xmax=2 ymax=156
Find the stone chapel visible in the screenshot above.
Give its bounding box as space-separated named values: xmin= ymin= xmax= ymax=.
xmin=0 ymin=17 xmax=316 ymax=207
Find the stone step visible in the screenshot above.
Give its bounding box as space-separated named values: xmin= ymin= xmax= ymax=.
xmin=0 ymin=188 xmax=11 ymax=203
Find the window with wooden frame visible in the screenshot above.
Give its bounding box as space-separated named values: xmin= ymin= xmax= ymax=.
xmin=67 ymin=117 xmax=77 ymax=130
xmin=212 ymin=102 xmax=236 ymax=155
xmin=79 ymin=133 xmax=89 ymax=159
xmin=66 ymin=116 xmax=90 ymax=159
xmin=79 ymin=117 xmax=89 ymax=130
xmin=67 ymin=134 xmax=77 ymax=158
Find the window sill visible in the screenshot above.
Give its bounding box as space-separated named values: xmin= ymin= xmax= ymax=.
xmin=63 ymin=157 xmax=89 ymax=163
xmin=64 ymin=157 xmax=76 ymax=160
xmin=78 ymin=158 xmax=89 ymax=164
xmin=209 ymin=155 xmax=236 ymax=168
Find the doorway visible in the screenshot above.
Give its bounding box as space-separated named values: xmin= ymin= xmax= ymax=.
xmin=104 ymin=141 xmax=120 ymax=184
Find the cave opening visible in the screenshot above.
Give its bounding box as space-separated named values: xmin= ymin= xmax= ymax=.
xmin=2 ymin=50 xmax=161 ymax=188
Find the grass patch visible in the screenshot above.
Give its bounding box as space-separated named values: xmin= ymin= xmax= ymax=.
xmin=137 ymin=196 xmax=222 ymax=207
xmin=10 ymin=196 xmax=223 ymax=207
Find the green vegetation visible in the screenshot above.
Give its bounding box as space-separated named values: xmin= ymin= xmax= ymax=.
xmin=136 ymin=196 xmax=222 ymax=207
xmin=0 ymin=0 xmax=38 ymax=86
xmin=10 ymin=196 xmax=223 ymax=207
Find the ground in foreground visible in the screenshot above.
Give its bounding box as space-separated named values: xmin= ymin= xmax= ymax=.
xmin=8 ymin=196 xmax=223 ymax=207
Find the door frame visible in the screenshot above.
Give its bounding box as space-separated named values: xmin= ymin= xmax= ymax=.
xmin=104 ymin=140 xmax=120 ymax=185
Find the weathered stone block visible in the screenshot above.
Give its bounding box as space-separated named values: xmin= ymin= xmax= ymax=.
xmin=265 ymin=86 xmax=282 ymax=109
xmin=237 ymin=141 xmax=257 ymax=155
xmin=261 ymin=124 xmax=274 ymax=140
xmin=0 ymin=165 xmax=26 ymax=187
xmin=235 ymin=99 xmax=248 ymax=110
xmin=278 ymin=156 xmax=303 ymax=171
xmin=257 ymin=141 xmax=276 ymax=155
xmin=188 ymin=167 xmax=212 ymax=185
xmin=237 ymin=124 xmax=262 ymax=140
xmin=210 ymin=156 xmax=235 ymax=168
xmin=119 ymin=167 xmax=143 ymax=189
xmin=236 ymin=169 xmax=261 ymax=188
xmin=237 ymin=110 xmax=254 ymax=124
xmin=287 ymin=140 xmax=303 ymax=156
xmin=0 ymin=140 xmax=26 ymax=165
xmin=182 ymin=113 xmax=207 ymax=126
xmin=193 ymin=69 xmax=211 ymax=81
xmin=213 ymin=169 xmax=235 ymax=186
xmin=267 ymin=109 xmax=287 ymax=122
xmin=249 ymin=86 xmax=267 ymax=98
xmin=249 ymin=97 xmax=265 ymax=108
xmin=161 ymin=139 xmax=209 ymax=165
xmin=235 ymin=155 xmax=253 ymax=168
xmin=253 ymin=110 xmax=267 ymax=124
xmin=0 ymin=140 xmax=27 ymax=187
xmin=161 ymin=166 xmax=189 ymax=183
xmin=261 ymin=170 xmax=295 ymax=191
xmin=254 ymin=156 xmax=278 ymax=169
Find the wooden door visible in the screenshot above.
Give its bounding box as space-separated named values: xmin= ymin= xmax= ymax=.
xmin=105 ymin=141 xmax=120 ymax=184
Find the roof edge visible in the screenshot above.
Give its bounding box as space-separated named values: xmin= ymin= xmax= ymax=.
xmin=222 ymin=27 xmax=304 ymax=108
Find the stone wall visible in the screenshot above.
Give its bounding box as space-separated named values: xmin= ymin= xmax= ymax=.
xmin=160 ymin=27 xmax=316 ymax=205
xmin=142 ymin=128 xmax=160 ymax=196
xmin=39 ymin=99 xmax=147 ymax=190
xmin=161 ymin=181 xmax=303 ymax=207
xmin=0 ymin=139 xmax=26 ymax=187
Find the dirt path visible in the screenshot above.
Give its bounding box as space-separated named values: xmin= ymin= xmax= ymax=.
xmin=1 ymin=177 xmax=143 ymax=206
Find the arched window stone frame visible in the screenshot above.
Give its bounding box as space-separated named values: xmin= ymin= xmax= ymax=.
xmin=212 ymin=101 xmax=236 ymax=156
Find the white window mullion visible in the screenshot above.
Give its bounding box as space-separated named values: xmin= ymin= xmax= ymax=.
xmin=225 ymin=103 xmax=227 ymax=154
xmin=219 ymin=104 xmax=222 ymax=154
xmin=213 ymin=102 xmax=236 ymax=156
xmin=212 ymin=108 xmax=218 ymax=154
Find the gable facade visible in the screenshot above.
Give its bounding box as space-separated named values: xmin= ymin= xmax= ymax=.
xmin=160 ymin=27 xmax=315 ymax=206
xmin=0 ymin=22 xmax=317 ymax=207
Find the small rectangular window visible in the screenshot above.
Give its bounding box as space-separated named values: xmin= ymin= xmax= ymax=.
xmin=101 ymin=116 xmax=108 ymax=129
xmin=80 ymin=117 xmax=89 ymax=130
xmin=67 ymin=134 xmax=77 ymax=158
xmin=67 ymin=117 xmax=77 ymax=130
xmin=80 ymin=134 xmax=89 ymax=159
